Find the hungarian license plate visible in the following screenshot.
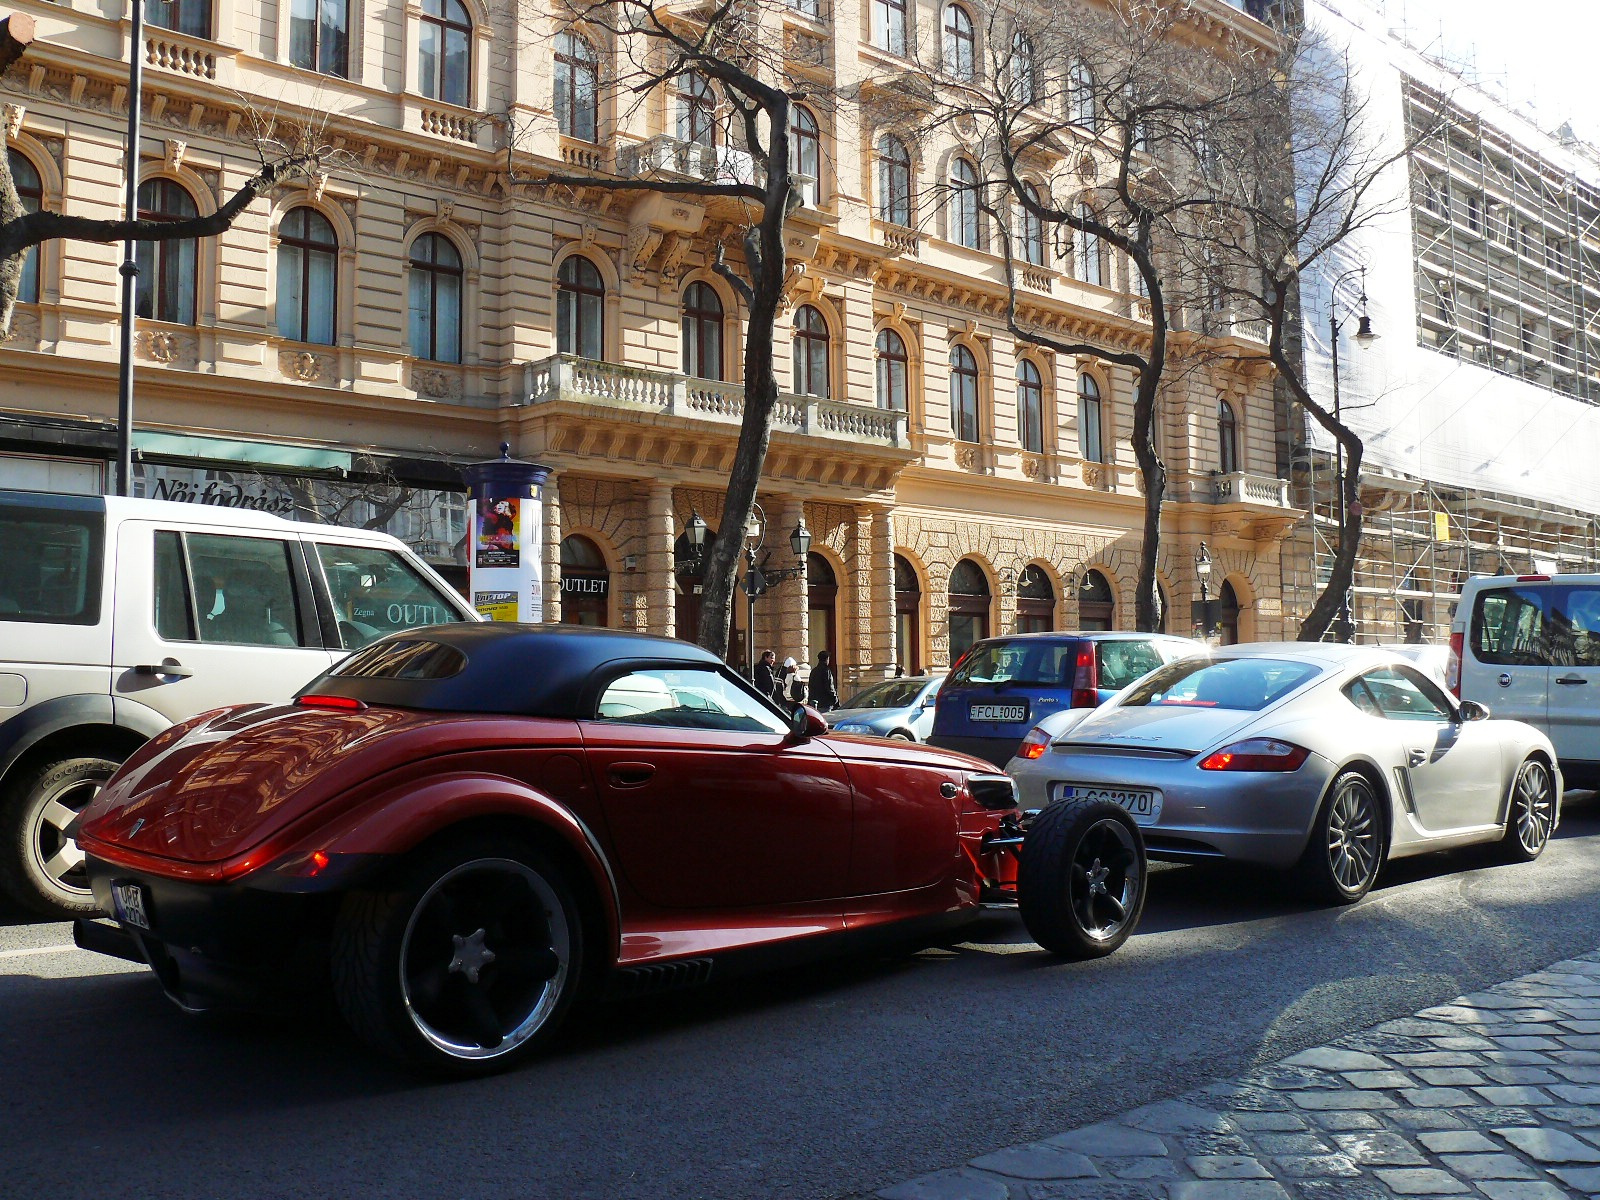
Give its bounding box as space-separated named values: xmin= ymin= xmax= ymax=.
xmin=112 ymin=882 xmax=150 ymax=931
xmin=1058 ymin=784 xmax=1163 ymax=825
xmin=970 ymin=703 xmax=1027 ymax=723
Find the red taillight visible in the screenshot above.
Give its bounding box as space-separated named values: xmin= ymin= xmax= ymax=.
xmin=1017 ymin=726 xmax=1051 ymax=760
xmin=1516 ymin=574 xmax=1551 ymax=582
xmin=296 ymin=694 xmax=367 ymax=711
xmin=1446 ymin=632 xmax=1464 ymax=698
xmin=1071 ymin=642 xmax=1098 ymax=709
xmin=1199 ymin=738 xmax=1311 ymax=772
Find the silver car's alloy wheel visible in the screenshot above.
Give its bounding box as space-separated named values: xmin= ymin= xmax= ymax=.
xmin=1070 ymin=817 xmax=1141 ymax=943
xmin=399 ymin=858 xmax=572 ymax=1061
xmin=1507 ymin=758 xmax=1555 ymax=860
xmin=1325 ymin=776 xmax=1379 ymax=895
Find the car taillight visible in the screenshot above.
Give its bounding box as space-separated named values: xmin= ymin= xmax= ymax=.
xmin=1017 ymin=726 xmax=1052 ymax=760
xmin=1199 ymin=738 xmax=1310 ymax=772
xmin=1446 ymin=632 xmax=1463 ymax=698
xmin=1071 ymin=642 xmax=1098 ymax=709
xmin=297 ymin=694 xmax=367 ymax=711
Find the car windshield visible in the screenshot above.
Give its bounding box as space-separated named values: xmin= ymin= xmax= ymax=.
xmin=1121 ymin=657 xmax=1321 ymax=711
xmin=843 ymin=679 xmax=930 ymax=709
xmin=948 ymin=641 xmax=1073 ymax=687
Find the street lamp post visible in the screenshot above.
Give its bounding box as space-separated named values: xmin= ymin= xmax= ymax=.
xmin=1327 ymin=268 xmax=1379 ymax=644
xmin=1195 ymin=541 xmax=1213 ymax=641
xmin=679 ymin=507 xmax=810 ymax=671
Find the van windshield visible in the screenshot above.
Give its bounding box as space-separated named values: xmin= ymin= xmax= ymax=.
xmin=949 ymin=640 xmax=1074 ymax=687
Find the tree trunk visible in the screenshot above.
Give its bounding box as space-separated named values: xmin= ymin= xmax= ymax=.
xmin=1130 ymin=318 xmax=1168 ymax=632
xmin=1297 ymin=431 xmax=1364 ymax=642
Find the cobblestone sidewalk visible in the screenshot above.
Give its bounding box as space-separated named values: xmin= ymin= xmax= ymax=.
xmin=878 ymin=952 xmax=1600 ymax=1200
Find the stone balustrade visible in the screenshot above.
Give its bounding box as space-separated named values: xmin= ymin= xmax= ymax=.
xmin=1212 ymin=470 xmax=1291 ymax=507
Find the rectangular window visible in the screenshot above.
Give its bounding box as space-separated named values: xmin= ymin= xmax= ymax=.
xmin=1079 ymin=394 xmax=1103 ymax=462
xmin=290 ymin=0 xmax=350 ymax=77
xmin=0 ymin=501 xmax=103 ymax=625
xmin=145 ymin=0 xmax=212 ymax=38
xmin=871 ymin=0 xmax=907 ymax=56
xmin=181 ymin=534 xmax=306 ymax=647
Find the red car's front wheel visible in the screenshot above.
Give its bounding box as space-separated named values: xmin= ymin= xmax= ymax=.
xmin=333 ymin=836 xmax=585 ymax=1075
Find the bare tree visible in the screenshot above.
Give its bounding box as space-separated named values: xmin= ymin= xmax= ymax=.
xmin=0 ymin=13 xmax=333 ymax=337
xmin=509 ymin=0 xmax=817 ymax=657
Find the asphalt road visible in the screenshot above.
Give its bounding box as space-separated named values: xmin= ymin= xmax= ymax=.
xmin=5 ymin=800 xmax=1600 ymax=1200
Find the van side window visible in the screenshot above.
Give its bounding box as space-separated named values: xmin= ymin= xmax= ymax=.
xmin=153 ymin=530 xmax=196 ymax=640
xmin=0 ymin=502 xmax=103 ymax=624
xmin=1470 ymin=587 xmax=1548 ymax=666
xmin=1549 ymin=586 xmax=1600 ymax=668
xmin=314 ymin=543 xmax=465 ymax=650
xmin=159 ymin=534 xmax=304 ymax=647
xmin=1098 ymin=640 xmax=1162 ymax=690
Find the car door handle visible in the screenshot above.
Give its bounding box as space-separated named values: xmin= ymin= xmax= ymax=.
xmin=133 ymin=659 xmax=193 ymax=679
xmin=1556 ymin=675 xmax=1588 ymax=685
xmin=607 ymin=763 xmax=656 ymax=788
xmin=1407 ymin=748 xmax=1428 ymax=767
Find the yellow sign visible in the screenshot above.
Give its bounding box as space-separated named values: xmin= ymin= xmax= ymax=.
xmin=473 ymin=590 xmax=519 ymax=622
xmin=1435 ymin=511 xmax=1451 ymax=542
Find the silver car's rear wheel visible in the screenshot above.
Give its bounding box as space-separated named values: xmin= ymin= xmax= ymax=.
xmin=1501 ymin=757 xmax=1555 ymax=862
xmin=1299 ymin=770 xmax=1382 ymax=905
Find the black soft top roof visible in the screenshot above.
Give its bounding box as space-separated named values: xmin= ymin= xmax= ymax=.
xmin=299 ymin=622 xmax=725 ymax=718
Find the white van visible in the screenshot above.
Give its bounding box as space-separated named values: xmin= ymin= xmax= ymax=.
xmin=0 ymin=490 xmax=478 ymax=916
xmin=1449 ymin=573 xmax=1600 ymax=786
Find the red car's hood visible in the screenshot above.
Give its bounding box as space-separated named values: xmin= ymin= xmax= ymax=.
xmin=78 ymin=704 xmax=449 ymax=865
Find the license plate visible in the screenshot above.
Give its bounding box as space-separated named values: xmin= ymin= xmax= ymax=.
xmin=1058 ymin=784 xmax=1163 ymax=825
xmin=970 ymin=704 xmax=1027 ymax=723
xmin=112 ymin=882 xmax=150 ymax=931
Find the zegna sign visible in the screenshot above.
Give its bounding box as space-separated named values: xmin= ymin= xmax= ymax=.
xmin=150 ymin=477 xmax=298 ymax=515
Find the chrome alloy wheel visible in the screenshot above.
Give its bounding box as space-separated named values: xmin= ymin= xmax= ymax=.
xmin=1069 ymin=817 xmax=1142 ymax=944
xmin=398 ymin=858 xmax=571 ymax=1061
xmin=1512 ymin=759 xmax=1555 ymax=856
xmin=1326 ymin=775 xmax=1380 ymax=895
xmin=28 ymin=774 xmax=100 ymax=900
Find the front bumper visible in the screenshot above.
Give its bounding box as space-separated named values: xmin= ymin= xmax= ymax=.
xmin=1008 ymin=749 xmax=1338 ymax=868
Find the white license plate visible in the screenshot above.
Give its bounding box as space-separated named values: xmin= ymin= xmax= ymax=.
xmin=112 ymin=882 xmax=150 ymax=931
xmin=1058 ymin=784 xmax=1163 ymax=825
xmin=970 ymin=704 xmax=1027 ymax=722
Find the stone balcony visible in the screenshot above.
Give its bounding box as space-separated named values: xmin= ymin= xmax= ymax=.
xmin=1212 ymin=470 xmax=1290 ymax=507
xmin=1209 ymin=470 xmax=1300 ymax=543
xmin=521 ymin=355 xmax=910 ymax=450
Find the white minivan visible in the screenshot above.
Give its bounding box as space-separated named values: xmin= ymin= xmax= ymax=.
xmin=0 ymin=489 xmax=478 ymax=916
xmin=1449 ymin=573 xmax=1600 ymax=786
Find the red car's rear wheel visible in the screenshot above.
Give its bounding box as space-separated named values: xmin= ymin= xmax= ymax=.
xmin=1017 ymin=797 xmax=1146 ymax=959
xmin=333 ymin=836 xmax=584 ymax=1074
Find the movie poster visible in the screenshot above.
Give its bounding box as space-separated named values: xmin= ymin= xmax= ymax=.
xmin=475 ymin=496 xmax=520 ymax=569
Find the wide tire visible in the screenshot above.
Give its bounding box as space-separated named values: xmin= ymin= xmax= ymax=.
xmin=1018 ymin=798 xmax=1146 ymax=959
xmin=1298 ymin=770 xmax=1383 ymax=905
xmin=0 ymin=755 xmax=120 ymax=917
xmin=331 ymin=836 xmax=584 ymax=1076
xmin=1500 ymin=756 xmax=1556 ymax=863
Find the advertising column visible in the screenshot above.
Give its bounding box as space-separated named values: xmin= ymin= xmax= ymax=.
xmin=464 ymin=444 xmax=553 ymax=622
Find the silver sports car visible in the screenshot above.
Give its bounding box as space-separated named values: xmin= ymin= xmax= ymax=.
xmin=1005 ymin=643 xmax=1560 ymax=904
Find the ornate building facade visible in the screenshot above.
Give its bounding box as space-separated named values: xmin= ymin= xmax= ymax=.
xmin=1 ymin=0 xmax=1297 ymax=690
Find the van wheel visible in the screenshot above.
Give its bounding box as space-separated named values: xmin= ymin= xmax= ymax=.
xmin=0 ymin=755 xmax=120 ymax=917
xmin=1500 ymin=756 xmax=1556 ymax=862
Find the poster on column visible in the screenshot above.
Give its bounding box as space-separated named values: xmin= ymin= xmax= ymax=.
xmin=469 ymin=488 xmax=543 ymax=621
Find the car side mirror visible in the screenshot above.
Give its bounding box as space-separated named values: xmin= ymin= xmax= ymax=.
xmin=789 ymin=703 xmax=828 ymax=740
xmin=1459 ymin=699 xmax=1490 ymax=722
xmin=920 ymin=695 xmax=937 ymax=708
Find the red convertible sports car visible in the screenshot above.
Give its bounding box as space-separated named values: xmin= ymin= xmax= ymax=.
xmin=73 ymin=625 xmax=1146 ymax=1074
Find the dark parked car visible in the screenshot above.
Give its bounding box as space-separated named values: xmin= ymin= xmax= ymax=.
xmin=73 ymin=625 xmax=1149 ymax=1074
xmin=930 ymin=632 xmax=1202 ymax=766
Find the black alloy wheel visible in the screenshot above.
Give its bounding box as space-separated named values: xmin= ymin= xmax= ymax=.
xmin=1018 ymin=797 xmax=1147 ymax=959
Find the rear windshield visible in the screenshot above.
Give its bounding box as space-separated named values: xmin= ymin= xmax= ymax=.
xmin=0 ymin=502 xmax=103 ymax=625
xmin=949 ymin=640 xmax=1075 ymax=687
xmin=1122 ymin=657 xmax=1320 ymax=711
xmin=843 ymin=678 xmax=930 ymax=709
xmin=331 ymin=638 xmax=466 ymax=681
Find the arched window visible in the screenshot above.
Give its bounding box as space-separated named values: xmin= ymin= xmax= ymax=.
xmin=1007 ymin=32 xmax=1036 ymax=106
xmin=1078 ymin=568 xmax=1113 ymax=630
xmin=793 ymin=304 xmax=830 ymax=397
xmin=894 ymin=554 xmax=922 ymax=673
xmin=808 ymin=552 xmax=839 ymax=668
xmin=872 ymin=0 xmax=907 ymax=56
xmin=554 ymin=32 xmax=599 ymax=142
xmin=875 ymin=328 xmax=909 ymax=412
xmin=1218 ymin=580 xmax=1240 ymax=645
xmin=1017 ymin=564 xmax=1054 ymax=633
xmin=1156 ymin=582 xmax=1170 ymax=634
xmin=146 ymin=0 xmax=211 ymax=37
xmin=419 ymin=0 xmax=472 ymax=108
xmin=1075 ymin=204 xmax=1103 ymax=286
xmin=1218 ymin=399 xmax=1239 ymax=475
xmin=948 ymin=559 xmax=991 ymax=659
xmin=408 ymin=232 xmax=463 ymax=363
xmin=135 ymin=179 xmax=199 ymax=326
xmin=950 ymin=344 xmax=980 ymax=442
xmin=950 ymin=157 xmax=982 ymax=250
xmin=1017 ymin=359 xmax=1044 ymax=453
xmin=789 ymin=105 xmax=820 ymax=208
xmin=681 ymin=281 xmax=723 ymax=380
xmin=1070 ymin=59 xmax=1096 ymax=131
xmin=276 ymin=207 xmax=338 ymax=345
xmin=1019 ymin=182 xmax=1045 ymax=266
xmin=877 ymin=134 xmax=913 ymax=227
xmin=9 ymin=150 xmax=41 ymax=304
xmin=559 ymin=535 xmax=610 ymax=626
xmin=290 ymin=0 xmax=349 ymax=77
xmin=1078 ymin=373 xmax=1103 ymax=463
xmin=557 ymin=255 xmax=605 ymax=361
xmin=943 ymin=5 xmax=976 ymax=81
xmin=676 ymin=72 xmax=716 ymax=148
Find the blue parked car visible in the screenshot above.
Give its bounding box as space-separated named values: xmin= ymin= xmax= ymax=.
xmin=828 ymin=674 xmax=945 ymax=741
xmin=929 ymin=632 xmax=1202 ymax=766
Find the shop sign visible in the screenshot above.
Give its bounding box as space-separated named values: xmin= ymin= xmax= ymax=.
xmin=561 ymin=574 xmax=609 ymax=597
xmin=148 ymin=475 xmax=297 ymax=515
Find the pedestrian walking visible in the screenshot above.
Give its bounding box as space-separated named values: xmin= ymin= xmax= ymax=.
xmin=807 ymin=650 xmax=838 ymax=712
xmin=753 ymin=649 xmax=777 ymax=702
xmin=780 ymin=656 xmax=803 ymax=705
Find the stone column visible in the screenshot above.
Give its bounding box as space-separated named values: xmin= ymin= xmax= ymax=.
xmin=866 ymin=504 xmax=896 ymax=681
xmin=643 ymin=481 xmax=676 ymax=637
xmin=776 ymin=496 xmax=810 ymax=668
xmin=543 ymin=471 xmax=562 ymax=624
